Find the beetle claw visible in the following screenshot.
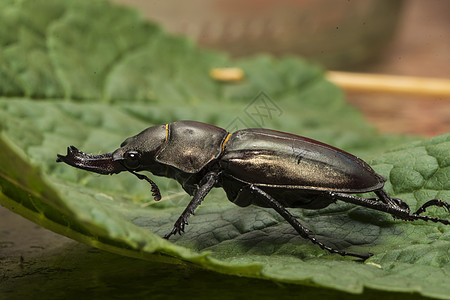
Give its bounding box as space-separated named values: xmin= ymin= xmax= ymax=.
xmin=163 ymin=217 xmax=189 ymax=239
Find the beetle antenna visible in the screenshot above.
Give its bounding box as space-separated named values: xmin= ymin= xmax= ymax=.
xmin=129 ymin=170 xmax=162 ymax=201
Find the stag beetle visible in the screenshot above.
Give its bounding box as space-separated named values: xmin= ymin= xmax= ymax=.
xmin=57 ymin=120 xmax=449 ymax=259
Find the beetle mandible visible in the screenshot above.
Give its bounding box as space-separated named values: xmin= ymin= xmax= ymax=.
xmin=57 ymin=120 xmax=450 ymax=259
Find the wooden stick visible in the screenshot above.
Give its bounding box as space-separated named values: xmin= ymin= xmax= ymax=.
xmin=326 ymin=71 xmax=450 ymax=97
xmin=210 ymin=67 xmax=245 ymax=82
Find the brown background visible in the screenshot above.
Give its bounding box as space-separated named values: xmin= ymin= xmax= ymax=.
xmin=347 ymin=0 xmax=450 ymax=136
xmin=112 ymin=0 xmax=450 ymax=136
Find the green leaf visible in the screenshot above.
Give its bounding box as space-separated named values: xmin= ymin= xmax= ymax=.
xmin=0 ymin=0 xmax=448 ymax=298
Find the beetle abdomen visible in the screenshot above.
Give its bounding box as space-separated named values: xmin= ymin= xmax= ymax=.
xmin=220 ymin=128 xmax=385 ymax=193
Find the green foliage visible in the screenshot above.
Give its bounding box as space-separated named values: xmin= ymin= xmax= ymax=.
xmin=0 ymin=0 xmax=448 ymax=298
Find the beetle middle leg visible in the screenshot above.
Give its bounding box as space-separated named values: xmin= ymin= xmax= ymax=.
xmin=163 ymin=172 xmax=219 ymax=239
xmin=248 ymin=185 xmax=373 ymax=260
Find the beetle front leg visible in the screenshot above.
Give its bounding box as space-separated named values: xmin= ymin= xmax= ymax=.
xmin=163 ymin=172 xmax=219 ymax=239
xmin=249 ymin=185 xmax=372 ymax=260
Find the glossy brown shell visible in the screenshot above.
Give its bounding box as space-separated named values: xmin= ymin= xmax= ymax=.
xmin=220 ymin=128 xmax=385 ymax=193
xmin=156 ymin=121 xmax=229 ymax=173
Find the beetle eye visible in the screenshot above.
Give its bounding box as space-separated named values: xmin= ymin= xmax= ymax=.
xmin=123 ymin=150 xmax=141 ymax=169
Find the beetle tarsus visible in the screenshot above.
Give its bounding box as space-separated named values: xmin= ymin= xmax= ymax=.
xmin=408 ymin=213 xmax=450 ymax=225
xmin=249 ymin=185 xmax=372 ymax=260
xmin=163 ymin=218 xmax=187 ymax=239
xmin=414 ymin=199 xmax=450 ymax=215
xmin=164 ymin=172 xmax=218 ymax=239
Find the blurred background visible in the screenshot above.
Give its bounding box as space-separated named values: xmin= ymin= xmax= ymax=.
xmin=112 ymin=0 xmax=450 ymax=137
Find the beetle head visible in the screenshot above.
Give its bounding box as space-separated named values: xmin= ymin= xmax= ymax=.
xmin=112 ymin=124 xmax=167 ymax=172
xmin=57 ymin=124 xmax=167 ymax=175
xmin=57 ymin=124 xmax=167 ymax=201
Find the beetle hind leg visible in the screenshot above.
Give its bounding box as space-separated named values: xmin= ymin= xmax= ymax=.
xmin=331 ymin=190 xmax=450 ymax=225
xmin=414 ymin=199 xmax=450 ymax=215
xmin=375 ymin=190 xmax=450 ymax=224
xmin=249 ymin=185 xmax=372 ymax=260
xmin=391 ymin=198 xmax=411 ymax=212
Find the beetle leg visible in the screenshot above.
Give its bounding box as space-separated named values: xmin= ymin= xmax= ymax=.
xmin=391 ymin=198 xmax=411 ymax=212
xmin=249 ymin=185 xmax=372 ymax=260
xmin=358 ymin=197 xmax=410 ymax=212
xmin=373 ymin=189 xmax=411 ymax=212
xmin=163 ymin=172 xmax=218 ymax=239
xmin=414 ymin=199 xmax=450 ymax=215
xmin=330 ymin=191 xmax=450 ymax=225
